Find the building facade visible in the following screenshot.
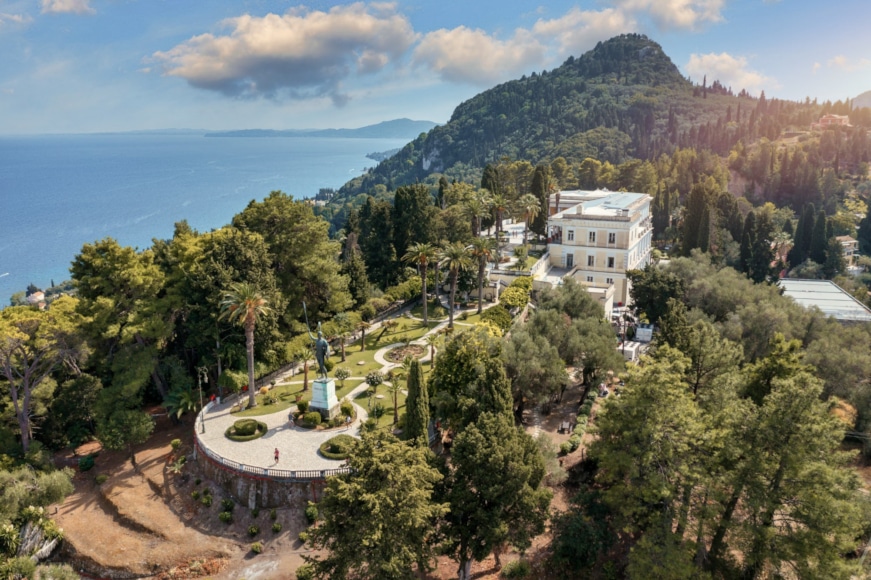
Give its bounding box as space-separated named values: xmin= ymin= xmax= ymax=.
xmin=546 ymin=190 xmax=653 ymax=305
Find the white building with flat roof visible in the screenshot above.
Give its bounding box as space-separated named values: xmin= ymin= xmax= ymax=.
xmin=779 ymin=279 xmax=871 ymax=323
xmin=547 ymin=190 xmax=653 ymax=306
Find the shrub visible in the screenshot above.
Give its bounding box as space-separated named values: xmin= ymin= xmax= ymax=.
xmin=201 ymin=495 xmax=213 ymax=507
xmin=296 ymin=400 xmax=310 ymax=414
xmin=251 ymin=541 xmax=263 ymax=554
xmin=202 ymin=487 xmax=212 ymax=496
xmin=372 ymin=402 xmax=386 ymax=419
xmin=251 ymin=508 xmax=260 ymax=518
xmin=295 ymin=564 xmax=314 ymax=580
xmin=221 ymin=498 xmax=234 ymax=511
xmin=499 ymin=286 xmax=529 ymax=310
xmin=272 ymin=522 xmax=282 ymax=533
xmin=509 ymin=276 xmax=533 ymax=291
xmin=481 ymin=304 xmax=513 ymax=331
xmin=335 ymin=368 xmax=351 ymax=386
xmin=219 ymin=511 xmax=232 ymax=523
xmin=340 ymin=401 xmax=354 ymax=418
xmin=264 ymin=394 xmax=277 ymax=405
xmin=302 ymin=412 xmax=322 ymax=427
xmin=324 ymin=358 xmax=335 ymax=372
xmin=234 ymin=419 xmax=259 ymax=436
xmin=259 ymin=386 xmax=269 ymax=396
xmin=270 ymin=509 xmax=277 ymax=521
xmin=360 ymin=303 xmax=376 ymax=321
xmin=329 ymin=417 xmax=343 ymax=428
xmin=568 ymin=434 xmax=581 ymax=452
xmin=501 ymin=559 xmax=531 ymax=578
xmin=95 ymin=474 xmax=108 ymax=485
xmin=78 ymin=454 xmax=95 ymax=472
xmin=305 ymin=501 xmax=318 ymax=524
xmin=560 ymin=441 xmax=572 ymax=455
xmin=248 ymin=525 xmax=260 ymax=537
xmin=225 ymin=420 xmax=267 ymax=442
xmin=365 ymin=371 xmax=384 ymax=389
xmin=363 ymin=418 xmax=378 ymax=432
xmin=319 ymin=434 xmax=357 ymax=460
xmin=430 ymin=305 xmax=446 ymax=319
xmin=191 ymin=490 xmax=201 ymax=500
xmin=298 ymin=530 xmax=310 ymax=543
xmin=194 ymin=477 xmax=202 ymax=485
xmin=170 ymin=439 xmax=182 ymax=451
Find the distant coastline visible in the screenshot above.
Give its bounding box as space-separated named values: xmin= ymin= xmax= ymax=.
xmin=206 ymin=118 xmax=436 ymax=140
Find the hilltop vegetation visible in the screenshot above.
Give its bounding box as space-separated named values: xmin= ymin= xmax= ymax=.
xmin=335 ymin=34 xmax=869 ymax=202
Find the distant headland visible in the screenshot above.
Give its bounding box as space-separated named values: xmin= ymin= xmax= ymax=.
xmin=206 ymin=118 xmax=437 ymax=140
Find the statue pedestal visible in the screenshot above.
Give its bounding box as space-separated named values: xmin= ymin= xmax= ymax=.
xmin=310 ymin=378 xmax=340 ymax=420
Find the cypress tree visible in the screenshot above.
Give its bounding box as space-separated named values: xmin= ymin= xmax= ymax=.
xmin=809 ymin=209 xmax=828 ymax=264
xmin=530 ymin=164 xmax=550 ymax=238
xmin=698 ymin=205 xmax=711 ymax=253
xmin=858 ymin=204 xmax=871 ymax=255
xmin=822 ymin=238 xmax=845 ymax=279
xmin=749 ymin=212 xmax=774 ymax=283
xmin=739 ymin=211 xmax=756 ymax=274
xmin=404 ymin=359 xmax=429 ymax=446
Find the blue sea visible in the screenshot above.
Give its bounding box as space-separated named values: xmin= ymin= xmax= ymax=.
xmin=0 ymin=133 xmax=407 ymax=302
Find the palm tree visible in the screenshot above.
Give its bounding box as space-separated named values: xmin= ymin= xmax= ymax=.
xmin=424 ymin=333 xmax=440 ymax=367
xmin=293 ymin=346 xmax=312 ymax=392
xmin=332 ymin=312 xmax=353 ymax=362
xmin=469 ymin=237 xmax=496 ymax=314
xmin=219 ymin=282 xmax=271 ymax=409
xmin=439 ymin=242 xmax=473 ymax=329
xmin=465 ymin=192 xmax=492 ymax=237
xmin=356 ymin=320 xmax=371 ymax=352
xmin=403 ymin=242 xmax=438 ymax=325
xmin=519 ymin=193 xmax=541 ymax=247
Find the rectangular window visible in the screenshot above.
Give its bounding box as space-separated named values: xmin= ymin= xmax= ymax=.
xmin=606 ymin=277 xmax=614 ymax=285
xmin=587 ymin=255 xmax=595 ymax=267
xmin=607 ymin=257 xmax=615 ymax=268
xmin=586 ymin=276 xmax=594 ymax=283
xmin=608 ymin=232 xmax=616 ymax=244
xmin=588 ymin=231 xmax=596 ymax=243
xmin=567 ymin=229 xmax=575 ymax=241
xmin=566 ymin=253 xmax=574 ymax=268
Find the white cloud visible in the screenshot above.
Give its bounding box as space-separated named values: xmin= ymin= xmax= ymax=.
xmin=685 ymin=52 xmax=773 ymax=94
xmin=611 ymin=0 xmax=725 ymax=31
xmin=0 ymin=12 xmax=32 ymax=25
xmin=827 ymin=55 xmax=871 ymax=72
xmin=531 ymin=7 xmax=636 ymax=58
xmin=40 ymin=0 xmax=95 ymax=15
xmin=413 ymin=26 xmax=545 ymax=85
xmin=152 ymin=3 xmax=416 ymax=103
xmin=812 ymin=62 xmax=821 ymax=74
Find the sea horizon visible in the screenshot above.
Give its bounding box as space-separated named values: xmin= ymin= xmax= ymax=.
xmin=0 ymin=133 xmax=408 ymax=302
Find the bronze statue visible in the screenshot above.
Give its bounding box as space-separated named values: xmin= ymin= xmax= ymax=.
xmin=303 ymin=302 xmax=330 ymax=380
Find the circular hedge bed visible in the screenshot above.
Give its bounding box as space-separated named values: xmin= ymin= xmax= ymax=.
xmin=385 ymin=344 xmax=425 ymax=363
xmin=318 ymin=434 xmax=358 ymax=460
xmin=225 ymin=419 xmax=268 ymax=442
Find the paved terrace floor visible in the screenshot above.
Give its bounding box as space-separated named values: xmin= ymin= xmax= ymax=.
xmin=195 ymin=301 xmax=499 ymax=473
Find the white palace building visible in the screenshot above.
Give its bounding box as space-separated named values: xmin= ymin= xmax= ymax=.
xmin=545 ymin=189 xmax=653 ymax=307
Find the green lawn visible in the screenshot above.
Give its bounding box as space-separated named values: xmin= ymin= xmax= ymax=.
xmin=409 ymin=300 xmax=448 ymax=321
xmin=232 ymin=317 xmax=439 ymax=419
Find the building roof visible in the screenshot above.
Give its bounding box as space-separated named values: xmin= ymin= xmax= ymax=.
xmin=779 ymin=279 xmax=871 ymax=323
xmin=551 ymin=191 xmax=648 ymax=220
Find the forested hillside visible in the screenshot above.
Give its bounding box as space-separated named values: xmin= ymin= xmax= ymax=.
xmin=335 ymin=34 xmax=867 ymax=201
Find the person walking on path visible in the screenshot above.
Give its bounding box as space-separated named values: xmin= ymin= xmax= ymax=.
xmin=274 ymin=448 xmax=280 ymax=463
xmin=345 ymin=415 xmax=351 ymax=431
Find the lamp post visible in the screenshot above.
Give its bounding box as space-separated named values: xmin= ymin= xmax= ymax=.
xmin=197 ymin=366 xmax=208 ymax=434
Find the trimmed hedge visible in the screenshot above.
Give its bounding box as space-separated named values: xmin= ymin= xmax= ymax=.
xmin=319 ymin=434 xmax=358 ymax=460
xmin=301 ymin=412 xmax=322 ymax=428
xmin=480 ymin=304 xmax=513 ymax=331
xmin=225 ymin=420 xmax=268 ymax=442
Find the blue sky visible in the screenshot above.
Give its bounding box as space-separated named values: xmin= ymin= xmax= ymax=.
xmin=0 ymin=0 xmax=868 ymax=134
